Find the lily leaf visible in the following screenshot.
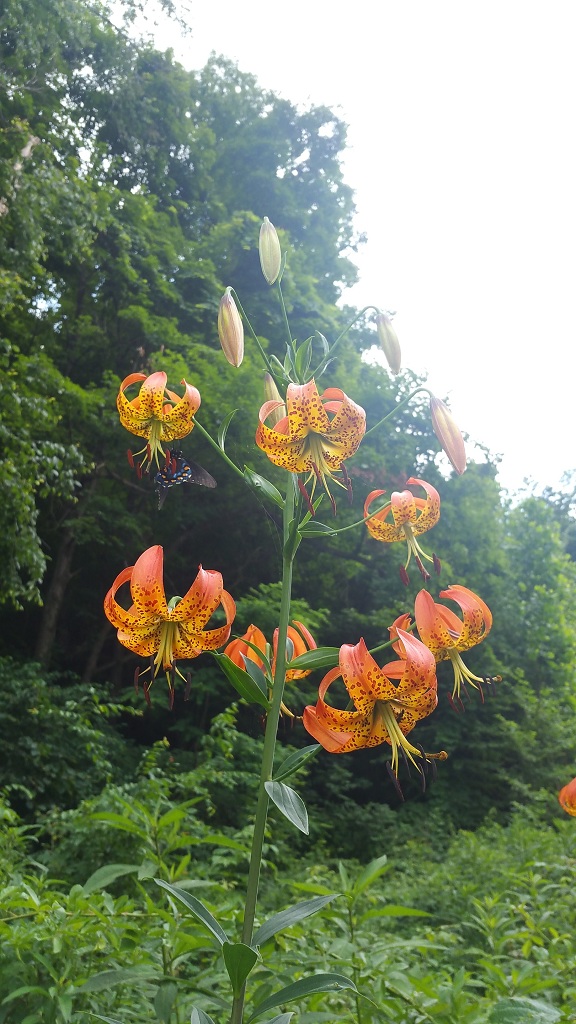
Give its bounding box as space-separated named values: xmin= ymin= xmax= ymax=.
xmin=155 ymin=880 xmax=228 ymax=945
xmin=298 ymin=521 xmax=337 ymax=538
xmin=352 ymin=854 xmax=390 ymax=897
xmin=190 ymin=1010 xmax=217 ymax=1024
xmin=244 ymin=467 xmax=284 ymax=508
xmin=218 ymin=409 xmax=238 ymax=452
xmin=488 ymin=998 xmax=562 ymax=1023
xmin=222 ymin=942 xmax=259 ymax=997
xmin=288 ymin=648 xmax=340 ymax=672
xmin=213 ymin=654 xmax=271 ymax=710
xmin=264 ymin=781 xmax=308 ymax=834
xmin=248 ymin=973 xmax=356 ymax=1022
xmin=242 ymin=657 xmax=270 ymax=695
xmin=78 ymin=967 xmax=160 ymax=992
xmin=82 ymin=863 xmax=139 ymax=895
xmin=273 ymin=744 xmax=321 ymax=783
xmin=253 ymin=895 xmax=340 ymax=947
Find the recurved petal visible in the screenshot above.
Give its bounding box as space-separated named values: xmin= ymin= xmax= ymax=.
xmin=177 ymin=616 xmax=234 ymax=654
xmin=161 ymin=379 xmax=201 ymax=439
xmin=339 ymin=638 xmax=397 ymax=709
xmin=405 ymin=477 xmax=441 ymax=534
xmin=381 ymin=631 xmax=438 ymax=718
xmin=117 ymin=622 xmax=163 ymax=657
xmin=134 ymin=372 xmax=169 ymax=420
xmin=104 ymin=565 xmax=140 ymax=630
xmin=171 ymin=566 xmax=225 ymax=625
xmin=439 ymin=585 xmax=492 ymax=649
xmin=225 ymin=624 xmax=267 ymax=668
xmin=129 ymin=545 xmax=169 ymax=618
xmin=285 ymin=381 xmax=331 ymax=438
xmin=321 ymin=390 xmax=366 ymax=454
xmin=390 ymin=489 xmax=419 ymax=528
xmin=364 ymin=491 xmax=404 ymax=542
xmin=255 ymin=421 xmax=310 ymax=472
xmin=414 ymin=589 xmax=456 ymax=654
xmin=302 ymin=704 xmax=356 ymax=753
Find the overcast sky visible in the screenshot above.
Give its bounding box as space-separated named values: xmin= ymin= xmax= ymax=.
xmin=142 ymin=0 xmax=576 ymax=498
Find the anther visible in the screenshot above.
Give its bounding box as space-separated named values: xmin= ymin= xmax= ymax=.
xmin=433 ymin=553 xmax=442 ymax=575
xmin=416 ymin=556 xmax=431 ymax=582
xmin=399 ymin=566 xmax=410 ymax=587
xmin=127 ymin=450 xmax=135 ymax=468
xmin=297 ymin=478 xmax=315 ymax=516
xmin=386 ymin=761 xmax=405 ymax=801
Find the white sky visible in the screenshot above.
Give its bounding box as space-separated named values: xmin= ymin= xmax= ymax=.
xmin=143 ymin=0 xmax=576 ymax=497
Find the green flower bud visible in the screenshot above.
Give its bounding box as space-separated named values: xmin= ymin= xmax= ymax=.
xmin=218 ymin=288 xmax=244 ymax=367
xmin=375 ymin=313 xmax=401 ymax=375
xmin=430 ymin=395 xmax=466 ymax=475
xmin=263 ymin=372 xmax=286 ymax=426
xmin=259 ymin=217 xmax=282 ymax=285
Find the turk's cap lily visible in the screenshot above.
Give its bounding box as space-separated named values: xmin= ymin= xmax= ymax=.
xmin=558 ymin=777 xmax=576 ymax=816
xmin=224 ymin=620 xmax=317 ymax=681
xmin=364 ymin=477 xmax=441 ymax=580
xmin=429 ymin=395 xmax=466 ymax=475
xmin=414 ymin=586 xmax=497 ymax=702
xmin=218 ymin=288 xmax=244 ymax=367
xmin=259 ymin=217 xmax=282 ymax=285
xmin=118 ymin=371 xmax=200 ymax=472
xmin=303 ymin=632 xmax=443 ymax=775
xmin=375 ymin=313 xmax=401 ymax=375
xmin=104 ymin=546 xmax=235 ymax=689
xmin=256 ymin=379 xmax=366 ymax=508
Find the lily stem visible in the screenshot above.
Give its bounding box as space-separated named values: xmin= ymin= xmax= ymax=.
xmin=229 ymin=475 xmax=297 ymax=1024
xmin=192 ymin=417 xmax=245 ymax=479
xmin=364 ymin=386 xmax=430 ymax=438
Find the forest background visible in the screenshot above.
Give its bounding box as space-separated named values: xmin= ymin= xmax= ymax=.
xmin=1 ymin=2 xmax=576 ymax=1022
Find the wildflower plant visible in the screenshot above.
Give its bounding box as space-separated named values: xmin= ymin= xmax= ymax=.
xmin=102 ymin=215 xmax=500 ymax=1023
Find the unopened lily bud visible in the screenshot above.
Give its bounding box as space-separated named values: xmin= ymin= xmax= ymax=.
xmin=263 ymin=372 xmax=286 ymax=426
xmin=218 ymin=287 xmax=244 ymax=367
xmin=375 ymin=313 xmax=401 ymax=375
xmin=259 ymin=217 xmax=282 ymax=285
xmin=429 ymin=395 xmax=466 ymax=475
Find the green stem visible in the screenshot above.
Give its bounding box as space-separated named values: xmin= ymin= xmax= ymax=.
xmin=275 ymin=278 xmax=294 ymax=352
xmin=229 ymin=475 xmax=297 ymax=1024
xmin=312 ymin=306 xmax=380 ymax=377
xmin=192 ymin=417 xmax=245 ymax=479
xmin=364 ymin=386 xmax=430 ymax=438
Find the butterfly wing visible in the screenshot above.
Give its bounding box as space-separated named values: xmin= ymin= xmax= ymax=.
xmin=155 ymin=450 xmax=216 ymax=508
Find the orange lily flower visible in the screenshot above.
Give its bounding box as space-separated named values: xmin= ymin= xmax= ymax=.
xmin=303 ymin=632 xmax=445 ymax=774
xmin=104 ymin=546 xmax=235 ymax=697
xmin=413 ymin=586 xmax=498 ymax=703
xmin=255 ymin=379 xmax=366 ymax=511
xmin=117 ymin=371 xmax=201 ymax=473
xmin=558 ymin=777 xmax=576 ymax=817
xmin=225 ymin=621 xmax=317 ymax=681
xmin=364 ymin=477 xmax=441 ymax=582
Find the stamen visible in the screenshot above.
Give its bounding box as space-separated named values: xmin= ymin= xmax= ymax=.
xmin=143 ymin=681 xmax=152 ymax=707
xmin=399 ymin=566 xmax=410 ymax=586
xmin=433 ymin=553 xmax=442 ymax=575
xmin=127 ymin=450 xmax=135 ymax=468
xmin=297 ymin=478 xmax=315 ymax=516
xmin=386 ymin=761 xmax=405 ymax=801
xmin=415 ymin=556 xmax=431 ymax=582
xmin=341 ymin=463 xmax=353 ymax=504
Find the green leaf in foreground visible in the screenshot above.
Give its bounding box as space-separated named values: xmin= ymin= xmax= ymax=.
xmin=265 ymin=781 xmax=309 ymax=834
xmin=214 ymin=653 xmax=271 ymax=710
xmin=244 ymin=467 xmax=284 ymax=508
xmin=218 ymin=409 xmax=238 ymax=452
xmin=190 ymin=1009 xmax=217 ymax=1024
xmin=253 ymin=895 xmax=340 ymax=946
xmin=222 ymin=942 xmax=259 ymax=997
xmin=488 ymin=998 xmax=562 ymax=1024
xmin=288 ymin=648 xmax=340 ymax=671
xmin=82 ymin=863 xmax=140 ymax=895
xmin=79 ymin=967 xmax=160 ymax=992
xmin=248 ymin=973 xmax=356 ymax=1021
xmin=273 ymin=744 xmax=321 ymax=783
xmin=155 ymin=880 xmax=229 ymax=945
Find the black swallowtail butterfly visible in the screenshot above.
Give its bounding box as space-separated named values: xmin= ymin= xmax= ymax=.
xmin=155 ymin=450 xmax=216 ymax=509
